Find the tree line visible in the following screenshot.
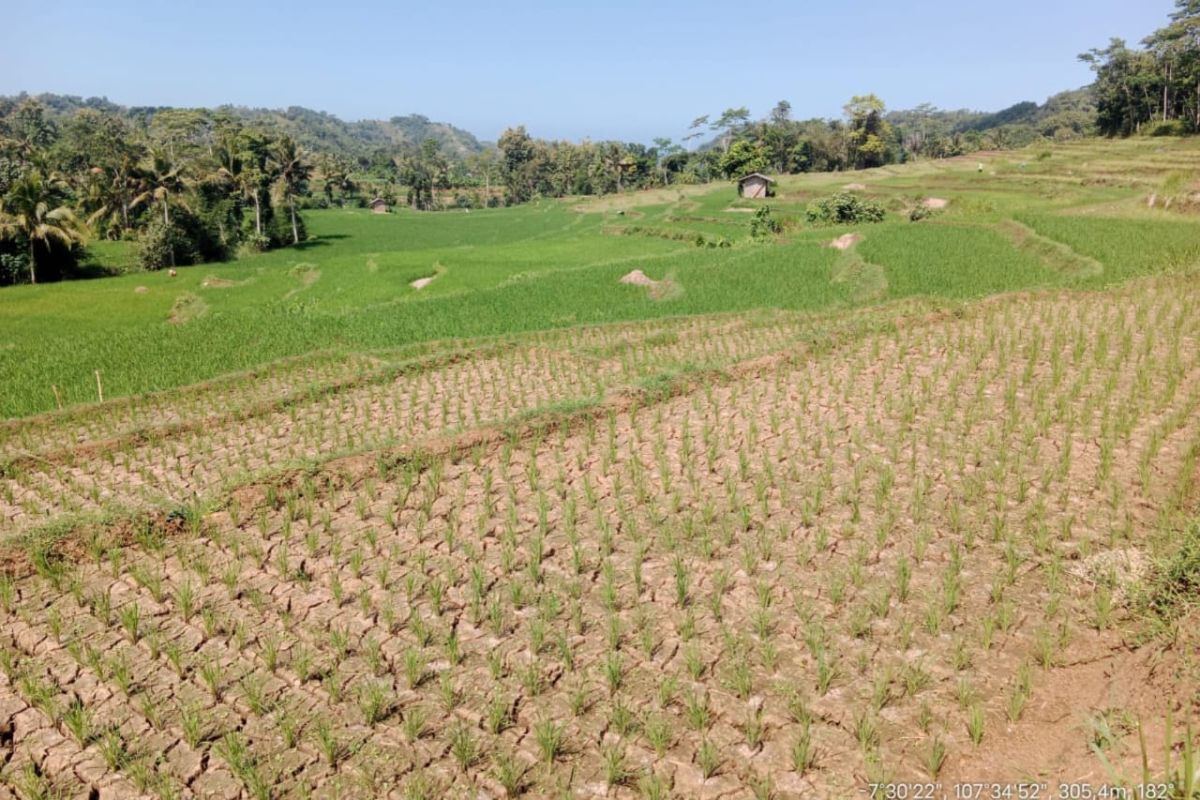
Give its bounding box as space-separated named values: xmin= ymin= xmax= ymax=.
xmin=0 ymin=102 xmax=319 ymax=285
xmin=1082 ymin=0 xmax=1200 ymax=136
xmin=491 ymin=88 xmax=1097 ymax=205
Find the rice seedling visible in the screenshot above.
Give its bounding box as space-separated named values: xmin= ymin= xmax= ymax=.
xmin=534 ymin=718 xmax=565 ymax=763
xmin=313 ymin=718 xmax=346 ymax=766
xmin=603 ymin=743 xmax=630 ymax=787
xmin=449 ymin=723 xmax=482 ymax=771
xmin=638 ymin=772 xmax=669 ymax=800
xmin=967 ymin=704 xmax=986 ymax=746
xmin=684 ymin=687 xmax=710 ymax=731
xmin=697 ymin=737 xmax=721 ymax=779
xmin=926 ymin=735 xmax=947 ymax=778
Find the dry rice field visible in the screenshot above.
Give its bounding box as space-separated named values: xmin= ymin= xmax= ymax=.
xmin=2 ymin=276 xmax=1199 ymax=799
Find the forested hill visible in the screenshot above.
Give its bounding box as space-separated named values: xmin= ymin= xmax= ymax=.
xmin=884 ymin=88 xmax=1097 ymax=147
xmin=0 ymin=93 xmax=485 ymax=160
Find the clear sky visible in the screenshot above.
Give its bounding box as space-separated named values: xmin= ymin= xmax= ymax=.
xmin=0 ymin=0 xmax=1176 ymax=144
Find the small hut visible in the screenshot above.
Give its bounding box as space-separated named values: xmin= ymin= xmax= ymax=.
xmin=369 ymin=198 xmax=389 ymax=214
xmin=737 ymin=173 xmax=774 ymax=199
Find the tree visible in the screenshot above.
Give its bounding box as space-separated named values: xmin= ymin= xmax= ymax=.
xmin=769 ymin=100 xmax=792 ymax=125
xmin=652 ymin=137 xmax=682 ymax=185
xmin=234 ymin=132 xmax=275 ymax=237
xmin=5 ymin=100 xmax=57 ymax=164
xmin=1081 ymin=39 xmax=1160 ymax=135
xmin=0 ymin=172 xmax=84 ymax=284
xmin=271 ymin=136 xmax=309 ymax=244
xmin=498 ymin=126 xmax=536 ymax=202
xmin=1146 ymin=0 xmax=1200 ymax=127
xmin=132 ymin=147 xmax=191 ymax=225
xmin=682 ymin=116 xmax=713 ymax=182
xmin=843 ymin=95 xmax=894 ymax=169
xmin=318 ymin=153 xmax=353 ymax=205
xmin=710 ymin=107 xmax=751 ymax=152
xmin=719 ymin=139 xmax=769 ymax=179
xmin=602 ymin=144 xmax=634 ymax=193
xmin=466 ymin=148 xmax=500 ymax=199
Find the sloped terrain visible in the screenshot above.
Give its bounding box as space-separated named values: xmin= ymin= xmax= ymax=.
xmin=2 ymin=275 xmax=1197 ymax=799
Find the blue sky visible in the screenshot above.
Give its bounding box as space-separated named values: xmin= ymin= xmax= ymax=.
xmin=0 ymin=0 xmax=1175 ymax=144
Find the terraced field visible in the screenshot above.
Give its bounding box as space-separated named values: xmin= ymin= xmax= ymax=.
xmin=6 ymin=139 xmax=1200 ymax=419
xmin=2 ymin=139 xmax=1200 ymax=799
xmin=2 ymin=271 xmax=1199 ymax=799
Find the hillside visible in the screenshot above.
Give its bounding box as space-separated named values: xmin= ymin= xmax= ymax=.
xmin=885 ymin=87 xmax=1097 ymax=143
xmin=0 ymin=92 xmax=486 ymax=160
xmin=215 ymin=106 xmax=487 ymax=159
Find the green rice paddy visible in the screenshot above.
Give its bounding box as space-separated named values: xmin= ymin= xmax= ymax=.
xmin=2 ymin=137 xmax=1199 ymax=418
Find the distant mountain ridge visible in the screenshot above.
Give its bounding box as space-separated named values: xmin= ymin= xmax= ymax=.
xmin=1 ymin=92 xmax=486 ymax=159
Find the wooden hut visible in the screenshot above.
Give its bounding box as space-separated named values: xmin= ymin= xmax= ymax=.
xmin=369 ymin=198 xmax=389 ymax=214
xmin=737 ymin=173 xmax=774 ymax=199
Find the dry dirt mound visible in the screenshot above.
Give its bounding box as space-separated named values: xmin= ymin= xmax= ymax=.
xmin=410 ymin=276 xmax=435 ymax=290
xmin=844 ymin=182 xmax=867 ymax=191
xmin=619 ymin=269 xmax=658 ymax=287
xmin=829 ymin=233 xmax=864 ymax=250
xmin=923 ymin=197 xmax=949 ymax=209
xmin=133 ymin=286 xmax=148 ymax=295
xmin=619 ymin=269 xmax=681 ymax=300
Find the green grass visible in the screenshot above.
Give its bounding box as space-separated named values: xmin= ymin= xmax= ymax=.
xmin=858 ymin=223 xmax=1054 ymax=298
xmin=4 ymin=136 xmax=1200 ymax=418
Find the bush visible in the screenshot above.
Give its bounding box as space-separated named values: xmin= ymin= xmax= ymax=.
xmin=240 ymin=232 xmax=272 ymax=254
xmin=267 ymin=207 xmax=307 ymax=247
xmin=137 ymin=219 xmax=198 ymax=271
xmin=0 ymin=251 xmax=27 ymax=286
xmin=806 ymin=192 xmax=886 ymax=225
xmin=750 ymin=206 xmax=782 ymax=238
xmin=1141 ymin=520 xmax=1200 ymax=625
xmin=909 ymin=204 xmax=935 ymax=222
xmin=1143 ymin=119 xmax=1190 ymax=138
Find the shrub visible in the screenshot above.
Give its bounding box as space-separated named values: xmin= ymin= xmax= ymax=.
xmin=267 ymin=205 xmax=307 ymax=246
xmin=1143 ymin=119 xmax=1190 ymax=138
xmin=0 ymin=251 xmax=27 ymax=286
xmin=1140 ymin=519 xmax=1200 ymax=624
xmin=137 ymin=219 xmax=198 ymax=271
xmin=240 ymin=232 xmax=272 ymax=254
xmin=806 ymin=192 xmax=885 ymax=225
xmin=909 ymin=203 xmax=936 ymax=222
xmin=750 ymin=206 xmax=782 ymax=238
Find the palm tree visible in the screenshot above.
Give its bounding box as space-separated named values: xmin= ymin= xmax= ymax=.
xmin=80 ymin=153 xmax=143 ymax=239
xmin=0 ymin=173 xmax=85 ymax=285
xmin=79 ymin=167 xmax=122 ymax=239
xmin=131 ymin=148 xmax=191 ymax=225
xmin=214 ymin=133 xmax=272 ymax=238
xmin=271 ymin=137 xmax=309 ymax=245
xmin=318 ymin=154 xmax=353 ymax=206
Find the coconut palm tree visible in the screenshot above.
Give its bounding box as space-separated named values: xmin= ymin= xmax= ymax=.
xmin=271 ymin=136 xmax=309 ymax=245
xmin=225 ymin=133 xmax=274 ymax=238
xmin=318 ymin=154 xmax=353 ymax=206
xmin=0 ymin=172 xmax=85 ymax=285
xmin=131 ymin=147 xmax=191 ymax=225
xmin=80 ymin=161 xmax=140 ymax=239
